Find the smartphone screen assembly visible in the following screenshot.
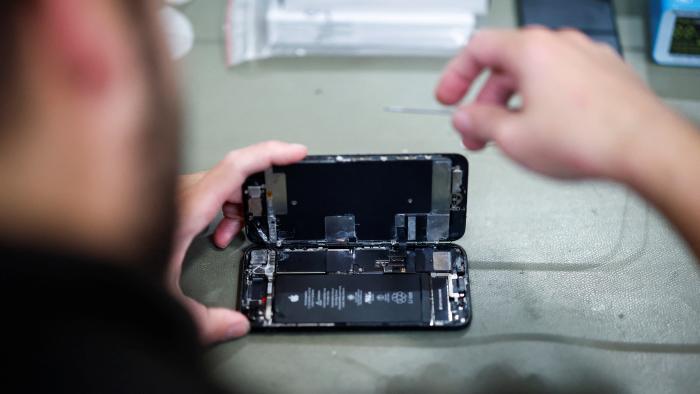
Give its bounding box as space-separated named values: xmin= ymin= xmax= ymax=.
xmin=237 ymin=154 xmax=470 ymax=329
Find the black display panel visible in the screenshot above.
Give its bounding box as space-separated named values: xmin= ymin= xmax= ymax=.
xmin=281 ymin=160 xmax=432 ymax=240
xmin=518 ymin=0 xmax=622 ymax=54
xmin=242 ymin=154 xmax=469 ymax=244
xmin=671 ymin=17 xmax=700 ymax=55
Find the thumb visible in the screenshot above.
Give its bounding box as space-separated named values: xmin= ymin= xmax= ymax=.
xmin=452 ymin=104 xmax=518 ymax=149
xmin=198 ymin=307 xmax=251 ymax=344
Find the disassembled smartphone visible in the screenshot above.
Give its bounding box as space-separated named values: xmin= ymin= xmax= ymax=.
xmin=237 ymin=154 xmax=470 ymax=330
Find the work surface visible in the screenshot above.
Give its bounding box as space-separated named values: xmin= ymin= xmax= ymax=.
xmin=178 ymin=1 xmax=700 ymax=393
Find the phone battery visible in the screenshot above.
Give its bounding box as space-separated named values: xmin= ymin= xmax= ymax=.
xmin=274 ymin=274 xmax=430 ymax=324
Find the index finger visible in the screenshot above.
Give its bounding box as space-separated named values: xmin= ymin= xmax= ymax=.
xmin=202 ymin=140 xmax=308 ymax=206
xmin=435 ymin=29 xmax=524 ymax=105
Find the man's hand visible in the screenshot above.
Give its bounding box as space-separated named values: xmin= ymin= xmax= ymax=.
xmin=437 ymin=27 xmax=700 ymax=258
xmin=436 ymin=28 xmax=682 ymax=180
xmin=168 ymin=141 xmax=307 ymax=344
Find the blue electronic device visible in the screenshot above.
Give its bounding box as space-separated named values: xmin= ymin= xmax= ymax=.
xmin=650 ymin=0 xmax=700 ymax=66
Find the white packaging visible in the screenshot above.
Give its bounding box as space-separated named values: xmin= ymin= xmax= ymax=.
xmin=225 ymin=0 xmax=489 ymax=66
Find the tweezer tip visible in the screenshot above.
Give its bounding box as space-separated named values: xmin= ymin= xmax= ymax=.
xmin=383 ymin=106 xmax=453 ymax=116
xmin=383 ymin=106 xmax=404 ymax=113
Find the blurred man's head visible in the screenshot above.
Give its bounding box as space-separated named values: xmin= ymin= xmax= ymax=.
xmin=0 ymin=0 xmax=182 ymax=276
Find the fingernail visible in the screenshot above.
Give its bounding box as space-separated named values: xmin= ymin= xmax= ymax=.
xmin=291 ymin=143 xmax=307 ymax=150
xmin=453 ymin=111 xmax=470 ymax=132
xmin=226 ymin=319 xmax=250 ymax=338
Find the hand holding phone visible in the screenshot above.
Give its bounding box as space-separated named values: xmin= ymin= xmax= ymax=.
xmin=169 ymin=141 xmax=308 ymax=343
